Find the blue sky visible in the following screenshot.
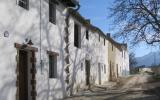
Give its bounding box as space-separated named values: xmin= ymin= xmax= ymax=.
xmin=79 ymin=0 xmax=159 ymax=57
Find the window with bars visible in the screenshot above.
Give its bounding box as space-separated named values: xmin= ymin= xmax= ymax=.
xmin=18 ymin=0 xmax=29 ymax=10
xmin=49 ymin=0 xmax=56 ymax=24
xmin=74 ymin=23 xmax=81 ymax=48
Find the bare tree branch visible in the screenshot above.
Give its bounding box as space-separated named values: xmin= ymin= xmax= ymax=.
xmin=109 ymin=0 xmax=160 ymax=45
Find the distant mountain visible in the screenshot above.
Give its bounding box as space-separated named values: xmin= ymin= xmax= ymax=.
xmin=136 ymin=51 xmax=160 ymax=67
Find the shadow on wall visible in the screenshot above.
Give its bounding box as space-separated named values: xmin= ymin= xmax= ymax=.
xmin=36 ymin=1 xmax=67 ymax=99
xmin=0 ymin=64 xmax=16 ymax=100
xmin=0 ymin=1 xmax=104 ymax=100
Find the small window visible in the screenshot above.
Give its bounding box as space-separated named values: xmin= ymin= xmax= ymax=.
xmin=49 ymin=0 xmax=56 ymax=24
xmin=74 ymin=23 xmax=81 ymax=48
xmin=86 ymin=30 xmax=89 ymax=40
xmin=122 ymin=52 xmax=123 ymax=57
xmin=47 ymin=51 xmax=59 ymax=78
xmin=81 ymin=63 xmax=83 ymax=71
xmin=104 ymin=65 xmax=106 ymax=73
xmin=112 ymin=44 xmax=113 ymax=51
xmin=18 ymin=0 xmax=29 ymax=10
xmin=104 ymin=38 xmax=105 ymax=46
xmin=99 ymin=34 xmax=100 ymax=42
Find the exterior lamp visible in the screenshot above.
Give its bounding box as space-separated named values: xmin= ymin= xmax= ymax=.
xmin=4 ymin=31 xmax=9 ymax=37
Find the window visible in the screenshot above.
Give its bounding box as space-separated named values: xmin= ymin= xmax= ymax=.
xmin=86 ymin=30 xmax=89 ymax=40
xmin=99 ymin=34 xmax=100 ymax=42
xmin=112 ymin=44 xmax=113 ymax=51
xmin=104 ymin=65 xmax=106 ymax=73
xmin=18 ymin=0 xmax=29 ymax=10
xmin=104 ymin=38 xmax=105 ymax=46
xmin=101 ymin=64 xmax=103 ymax=71
xmin=74 ymin=23 xmax=81 ymax=48
xmin=81 ymin=63 xmax=83 ymax=71
xmin=49 ymin=0 xmax=56 ymax=24
xmin=47 ymin=51 xmax=58 ymax=78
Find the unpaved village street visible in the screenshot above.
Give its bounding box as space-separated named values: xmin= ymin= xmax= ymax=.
xmin=63 ymin=74 xmax=160 ymax=100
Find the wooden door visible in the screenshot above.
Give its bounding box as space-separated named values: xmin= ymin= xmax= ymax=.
xmin=85 ymin=60 xmax=90 ymax=85
xmin=19 ymin=50 xmax=28 ymax=100
xmin=98 ymin=63 xmax=101 ymax=85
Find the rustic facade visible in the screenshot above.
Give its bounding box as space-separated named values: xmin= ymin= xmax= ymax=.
xmin=0 ymin=0 xmax=129 ymax=100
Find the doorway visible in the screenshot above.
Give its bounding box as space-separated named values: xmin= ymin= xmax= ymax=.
xmin=98 ymin=63 xmax=101 ymax=85
xmin=15 ymin=43 xmax=38 ymax=100
xmin=85 ymin=60 xmax=90 ymax=86
xmin=116 ymin=64 xmax=119 ymax=78
xmin=19 ymin=50 xmax=29 ymax=100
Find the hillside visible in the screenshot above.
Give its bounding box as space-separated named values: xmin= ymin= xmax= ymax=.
xmin=136 ymin=51 xmax=160 ymax=67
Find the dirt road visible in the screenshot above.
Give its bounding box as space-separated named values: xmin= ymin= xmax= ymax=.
xmin=63 ymin=74 xmax=160 ymax=100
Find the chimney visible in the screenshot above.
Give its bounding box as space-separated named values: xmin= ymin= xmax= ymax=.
xmin=86 ymin=19 xmax=91 ymax=24
xmin=107 ymin=33 xmax=110 ymax=37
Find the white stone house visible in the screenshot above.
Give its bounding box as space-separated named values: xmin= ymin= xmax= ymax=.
xmin=107 ymin=34 xmax=129 ymax=81
xmin=0 ymin=0 xmax=110 ymax=100
xmin=0 ymin=0 xmax=130 ymax=100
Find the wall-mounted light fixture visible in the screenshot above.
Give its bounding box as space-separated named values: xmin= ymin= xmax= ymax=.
xmin=4 ymin=31 xmax=9 ymax=37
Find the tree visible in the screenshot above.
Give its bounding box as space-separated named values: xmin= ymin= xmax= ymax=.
xmin=129 ymin=52 xmax=137 ymax=68
xmin=129 ymin=52 xmax=137 ymax=74
xmin=109 ymin=0 xmax=160 ymax=45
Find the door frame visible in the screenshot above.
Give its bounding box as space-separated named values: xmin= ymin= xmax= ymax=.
xmin=15 ymin=43 xmax=38 ymax=100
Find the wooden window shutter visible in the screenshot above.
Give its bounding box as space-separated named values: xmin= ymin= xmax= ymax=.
xmin=49 ymin=54 xmax=57 ymax=78
xmin=78 ymin=25 xmax=81 ymax=48
xmin=49 ymin=55 xmax=54 ymax=78
xmin=74 ymin=23 xmax=81 ymax=48
xmin=86 ymin=30 xmax=89 ymax=40
xmin=53 ymin=56 xmax=57 ymax=78
xmin=49 ymin=0 xmax=56 ymax=24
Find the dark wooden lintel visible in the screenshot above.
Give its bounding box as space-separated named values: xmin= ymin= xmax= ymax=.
xmin=14 ymin=43 xmax=38 ymax=52
xmin=47 ymin=50 xmax=59 ymax=56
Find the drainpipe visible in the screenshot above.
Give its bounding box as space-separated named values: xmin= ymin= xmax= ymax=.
xmin=62 ymin=3 xmax=80 ymax=96
xmin=39 ymin=0 xmax=43 ymax=73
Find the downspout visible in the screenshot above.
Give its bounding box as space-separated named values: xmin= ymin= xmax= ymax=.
xmin=63 ymin=3 xmax=80 ymax=96
xmin=39 ymin=0 xmax=43 ymax=73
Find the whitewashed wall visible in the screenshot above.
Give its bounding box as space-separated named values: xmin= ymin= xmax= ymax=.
xmin=0 ymin=0 xmax=68 ymax=100
xmin=0 ymin=0 xmax=109 ymax=100
xmin=115 ymin=47 xmax=130 ymax=77
xmin=68 ymin=16 xmax=109 ymax=92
